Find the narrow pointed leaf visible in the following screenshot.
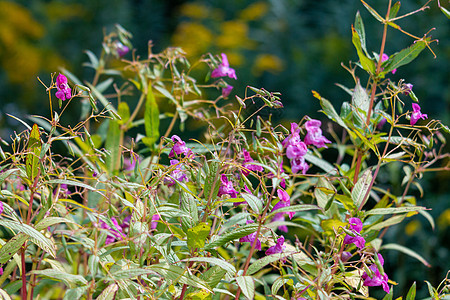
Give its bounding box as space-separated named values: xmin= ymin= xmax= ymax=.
xmin=26 ymin=124 xmax=42 ymax=182
xmin=352 ymin=25 xmax=376 ymax=74
xmin=352 ymin=169 xmax=372 ymax=208
xmin=182 ymin=257 xmax=236 ymax=275
xmin=354 ymin=11 xmax=367 ymax=54
xmin=204 ymin=223 xmax=259 ymax=250
xmin=105 ymin=120 xmax=121 ymax=174
xmin=384 ymin=38 xmax=429 ymax=74
xmin=389 ymin=1 xmax=401 ymax=19
xmin=143 ymin=85 xmax=160 ymax=147
xmin=361 ymin=0 xmax=384 ymax=22
xmin=236 ymin=276 xmax=255 ymax=300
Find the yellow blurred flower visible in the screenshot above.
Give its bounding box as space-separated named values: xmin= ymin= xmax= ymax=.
xmin=252 ymin=54 xmax=284 ymax=76
xmin=172 ymin=22 xmax=214 ymax=58
xmin=179 ymin=2 xmax=210 ymax=19
xmin=239 ymin=2 xmax=269 ymax=21
xmin=216 ymin=20 xmax=254 ymax=50
xmin=438 ymin=209 xmax=450 ymax=229
xmin=405 ymin=220 xmax=421 ymax=236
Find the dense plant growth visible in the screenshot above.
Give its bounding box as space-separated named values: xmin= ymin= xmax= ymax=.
xmin=0 ymin=1 xmax=449 ymax=299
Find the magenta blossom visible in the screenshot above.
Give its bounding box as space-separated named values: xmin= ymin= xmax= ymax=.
xmin=55 ymin=74 xmax=72 ymax=101
xmin=403 ymin=83 xmax=413 ymax=96
xmin=100 ymin=217 xmax=124 ymax=245
xmin=267 ymin=163 xmax=286 ymax=189
xmin=271 ymin=189 xmax=294 ymax=232
xmin=242 ymin=149 xmax=264 ymax=175
xmin=164 ymin=159 xmax=189 ymax=187
xmin=115 ymin=41 xmax=130 ymax=57
xmin=211 ymin=53 xmax=237 ymax=80
xmin=343 ymin=217 xmax=365 ymax=249
xmin=218 ymin=174 xmax=239 ymax=198
xmin=410 ymin=103 xmax=428 ymax=125
xmin=169 ymin=135 xmax=192 ymax=158
xmin=377 ymin=117 xmax=387 ymax=130
xmin=239 ymin=220 xmax=261 ymax=250
xmin=304 ymin=119 xmax=331 ymax=148
xmin=0 ymin=201 xmax=3 ymax=215
xmin=266 ymin=236 xmax=286 ymax=256
xmin=283 ymin=123 xmax=309 ymax=174
xmin=222 ymin=85 xmax=233 ymax=98
xmin=381 ymin=53 xmax=397 ymax=74
xmin=362 ymin=253 xmax=390 ymax=293
xmin=151 ymin=214 xmax=160 ymax=230
xmin=291 ymin=156 xmax=309 ymax=174
xmin=124 ymin=155 xmax=140 ymax=171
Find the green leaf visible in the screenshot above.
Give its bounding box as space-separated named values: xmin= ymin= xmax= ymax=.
xmin=96 ymin=284 xmax=118 ymax=300
xmin=304 ymin=153 xmax=336 ymax=174
xmin=367 ymin=214 xmax=405 ymax=231
xmin=360 ymin=0 xmax=384 ymax=22
xmin=352 ymin=81 xmax=370 ymax=115
xmin=352 ymin=25 xmax=376 ymax=74
xmin=117 ymin=102 xmax=130 ymax=126
xmin=204 ymin=160 xmax=220 ymax=201
xmin=0 ymin=220 xmax=56 ymax=258
xmin=204 ymin=224 xmax=259 ymax=250
xmin=383 ymin=38 xmax=430 ymax=74
xmin=182 ymin=257 xmax=236 ymax=275
xmin=0 ymin=233 xmax=28 ymax=264
xmin=354 ymin=11 xmax=367 ymax=55
xmin=180 ymin=190 xmax=199 ymax=232
xmin=425 ymin=281 xmax=438 ymax=299
xmin=366 ymin=206 xmax=426 ymax=215
xmin=84 ymin=50 xmax=99 ymax=68
xmin=314 ymin=177 xmax=335 ymax=210
xmin=236 ymin=276 xmax=254 ymax=300
xmin=381 ymin=243 xmax=431 ymax=267
xmin=266 ymin=204 xmax=320 ymax=220
xmin=313 ymin=91 xmax=350 ymax=131
xmin=439 ymin=5 xmax=450 ymax=19
xmin=247 ymin=251 xmax=302 ymax=275
xmin=105 ymin=120 xmax=121 ymax=174
xmin=26 ymin=124 xmax=42 ymax=183
xmin=389 ymin=1 xmax=401 ymax=19
xmin=406 ymin=282 xmax=416 ymax=300
xmin=187 ymin=222 xmax=210 ymax=250
xmin=63 ymin=286 xmax=89 ymax=300
xmin=86 ymin=82 xmax=119 ymax=119
xmin=241 ymin=193 xmax=263 ymax=214
xmin=143 ymin=85 xmax=160 ymax=147
xmin=351 ymin=169 xmax=372 ymax=208
xmin=149 ymin=264 xmax=212 ymax=292
xmin=45 ymin=179 xmax=98 ymax=192
xmin=200 ymin=265 xmax=227 ymax=289
xmin=35 ymin=217 xmax=79 ymax=231
xmin=31 ymin=269 xmax=87 ymax=288
xmin=0 ymin=288 xmax=12 ymax=300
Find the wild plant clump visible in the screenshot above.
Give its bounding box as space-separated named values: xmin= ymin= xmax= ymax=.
xmin=0 ymin=1 xmax=449 ymax=299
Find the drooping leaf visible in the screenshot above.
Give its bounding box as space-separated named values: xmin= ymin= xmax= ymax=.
xmin=352 ymin=81 xmax=370 ymax=115
xmin=200 ymin=265 xmax=227 ymax=289
xmin=204 ymin=160 xmax=220 ymax=202
xmin=381 ymin=243 xmax=431 ymax=267
xmin=143 ymin=85 xmax=160 ymax=147
xmin=26 ymin=124 xmax=42 ymax=183
xmin=266 ymin=204 xmax=319 ymax=220
xmin=313 ymin=91 xmax=351 ymax=132
xmin=236 ymin=276 xmax=255 ymax=300
xmin=367 ymin=214 xmax=405 ymax=231
xmin=304 ymin=153 xmax=336 ymax=174
xmin=383 ymin=38 xmax=430 ymax=74
xmin=180 ymin=190 xmax=199 ymax=232
xmin=31 ymin=269 xmax=88 ymax=288
xmin=35 ymin=217 xmax=79 ymax=231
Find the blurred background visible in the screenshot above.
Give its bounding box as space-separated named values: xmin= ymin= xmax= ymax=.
xmin=0 ymin=0 xmax=449 ymax=297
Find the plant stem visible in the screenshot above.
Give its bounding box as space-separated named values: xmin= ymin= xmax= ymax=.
xmin=21 ymin=248 xmax=27 ymax=300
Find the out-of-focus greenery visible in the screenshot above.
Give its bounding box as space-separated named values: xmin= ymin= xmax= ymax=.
xmin=0 ymin=0 xmax=449 ymax=298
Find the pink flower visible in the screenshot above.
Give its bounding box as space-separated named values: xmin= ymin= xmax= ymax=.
xmin=222 ymin=85 xmax=233 ymax=98
xmin=0 ymin=201 xmax=3 ymax=215
xmin=242 ymin=149 xmax=264 ymax=175
xmin=304 ymin=119 xmax=331 ymax=148
xmin=115 ymin=41 xmax=129 ymax=57
xmin=403 ymin=83 xmax=413 ymax=96
xmin=265 ymin=236 xmax=286 ymax=256
xmin=343 ymin=217 xmax=365 ymax=249
xmin=271 ymin=189 xmax=294 ymax=232
xmin=124 ymin=155 xmax=140 ymax=171
xmin=362 ymin=253 xmax=390 ymax=293
xmin=164 ymin=159 xmax=189 ymax=187
xmin=55 ymin=74 xmax=72 ymax=101
xmin=100 ymin=217 xmax=124 ymax=245
xmin=211 ymin=53 xmax=237 ymax=80
xmin=377 ymin=117 xmax=387 ymax=130
xmin=151 ymin=214 xmax=160 ymax=230
xmin=169 ymin=135 xmax=192 ymax=158
xmin=291 ymin=156 xmax=309 ymax=174
xmin=410 ymin=103 xmax=427 ymax=125
xmin=381 ymin=53 xmax=396 ymax=74
xmin=239 ymin=220 xmax=261 ymax=250
xmin=218 ymin=174 xmax=239 ymax=198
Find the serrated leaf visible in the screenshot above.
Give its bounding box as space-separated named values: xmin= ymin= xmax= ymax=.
xmin=0 ymin=220 xmax=56 ymax=258
xmin=314 ymin=91 xmax=350 ymax=131
xmin=204 ymin=224 xmax=259 ymax=250
xmin=182 ymin=257 xmax=236 ymax=275
xmin=241 ymin=193 xmax=263 ymax=214
xmin=383 ymin=38 xmax=429 ymax=74
xmin=204 ymin=160 xmax=220 ymax=201
xmin=187 ymin=222 xmax=210 ymax=250
xmin=96 ymin=284 xmax=118 ymax=300
xmin=35 ymin=217 xmax=79 ymax=231
xmin=0 ymin=233 xmax=28 ymax=264
xmin=180 ymin=190 xmax=199 ymax=232
xmin=26 ymin=124 xmax=41 ymax=182
xmin=236 ymin=276 xmax=254 ymax=300
xmin=266 ymin=204 xmax=319 ymax=220
xmin=366 ymin=206 xmax=426 ymax=215
xmin=45 ymin=179 xmax=98 ymax=192
xmin=149 ymin=264 xmax=212 ymax=292
xmin=200 ymin=265 xmax=227 ymax=289
xmin=381 ymin=243 xmax=430 ymax=267
xmin=352 ymin=169 xmax=372 ymax=208
xmin=31 ymin=269 xmax=88 ymax=288
xmin=143 ymin=85 xmax=160 ymax=147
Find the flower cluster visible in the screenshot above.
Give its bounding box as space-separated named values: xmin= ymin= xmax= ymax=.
xmin=169 ymin=135 xmax=193 ymax=158
xmin=164 ymin=159 xmax=189 ymax=187
xmin=283 ymin=123 xmax=309 ymax=174
xmin=362 ymin=253 xmax=390 ymax=293
xmin=211 ymin=53 xmax=237 ymax=97
xmin=218 ymin=174 xmax=239 ymax=198
xmin=265 ymin=235 xmax=286 ymax=256
xmin=343 ymin=217 xmax=365 ymax=249
xmin=242 ymin=149 xmax=264 ymax=176
xmin=304 ymin=119 xmax=331 ymax=148
xmin=410 ymin=103 xmax=428 ymax=125
xmin=55 ymin=74 xmax=72 ymax=101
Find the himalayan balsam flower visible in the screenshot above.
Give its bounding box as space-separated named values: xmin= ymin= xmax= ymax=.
xmin=150 ymin=214 xmax=160 ymax=230
xmin=242 ymin=149 xmax=264 ymax=175
xmin=410 ymin=103 xmax=428 ymax=125
xmin=222 ymin=85 xmax=233 ymax=98
xmin=283 ymin=123 xmax=309 ymax=174
xmin=381 ymin=53 xmax=397 ymax=74
xmin=100 ymin=217 xmax=124 ymax=245
xmin=218 ymin=174 xmax=239 ymax=198
xmin=164 ymin=159 xmax=189 ymax=187
xmin=403 ymin=83 xmax=413 ymax=96
xmin=239 ymin=220 xmax=261 ymax=250
xmin=0 ymin=201 xmax=4 ymax=215
xmin=55 ymin=74 xmax=72 ymax=101
xmin=211 ymin=53 xmax=237 ymax=80
xmin=377 ymin=117 xmax=387 ymax=130
xmin=169 ymin=135 xmax=192 ymax=158
xmin=343 ymin=217 xmax=365 ymax=249
xmin=271 ymin=189 xmax=294 ymax=232
xmin=115 ymin=41 xmax=130 ymax=57
xmin=362 ymin=253 xmax=390 ymax=293
xmin=304 ymin=119 xmax=331 ymax=148
xmin=265 ymin=236 xmax=286 ymax=256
